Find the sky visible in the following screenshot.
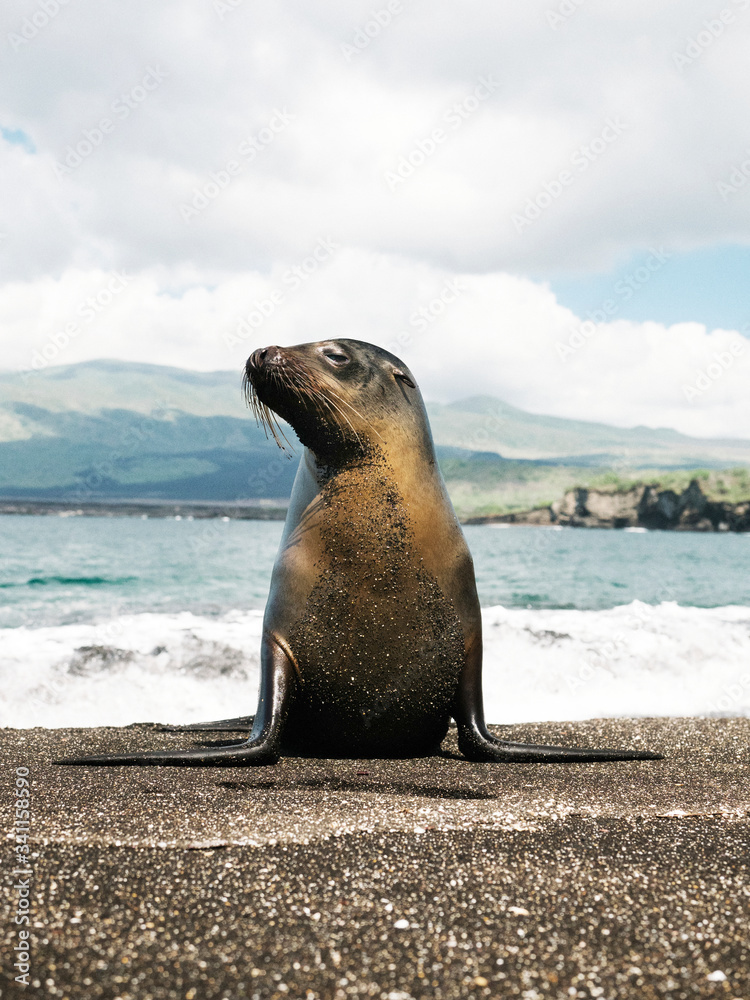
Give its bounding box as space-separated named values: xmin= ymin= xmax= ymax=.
xmin=1 ymin=0 xmax=749 ymax=438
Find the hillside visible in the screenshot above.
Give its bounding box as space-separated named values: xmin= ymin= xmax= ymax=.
xmin=1 ymin=360 xmax=749 ymax=516
xmin=427 ymin=395 xmax=750 ymax=466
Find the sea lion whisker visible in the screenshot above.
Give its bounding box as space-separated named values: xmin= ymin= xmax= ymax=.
xmin=319 ymin=385 xmax=382 ymax=444
xmin=243 ymin=370 xmax=294 ymax=452
xmin=316 ymin=389 xmax=365 ymax=449
xmin=246 ymin=360 xmax=367 ymax=452
xmin=285 ymin=367 xmax=361 ymax=444
xmin=308 ymin=388 xmax=359 ymax=443
xmin=314 ymin=377 xmax=381 ymax=430
xmin=289 ymin=374 xmax=337 ymax=432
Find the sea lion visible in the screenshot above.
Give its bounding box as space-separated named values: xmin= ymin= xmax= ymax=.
xmin=60 ymin=340 xmax=661 ymax=766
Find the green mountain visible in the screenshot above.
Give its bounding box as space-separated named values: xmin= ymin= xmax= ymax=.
xmin=1 ymin=360 xmax=749 ymax=516
xmin=427 ymin=395 xmax=750 ymax=466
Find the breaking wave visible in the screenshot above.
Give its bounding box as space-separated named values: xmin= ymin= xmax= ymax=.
xmin=1 ymin=602 xmax=749 ymax=729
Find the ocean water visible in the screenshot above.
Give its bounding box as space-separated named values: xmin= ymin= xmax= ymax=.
xmin=1 ymin=514 xmax=749 ymax=728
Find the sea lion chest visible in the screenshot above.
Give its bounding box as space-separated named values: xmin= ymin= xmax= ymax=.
xmin=277 ymin=453 xmax=465 ymax=755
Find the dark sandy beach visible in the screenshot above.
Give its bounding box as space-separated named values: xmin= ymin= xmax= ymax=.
xmin=2 ymin=718 xmax=749 ymax=999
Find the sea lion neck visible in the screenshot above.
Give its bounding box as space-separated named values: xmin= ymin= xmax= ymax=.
xmin=305 ymin=439 xmax=391 ymax=486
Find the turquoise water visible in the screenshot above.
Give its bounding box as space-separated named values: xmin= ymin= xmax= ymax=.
xmin=1 ymin=515 xmax=748 ymax=629
xmin=465 ymin=524 xmax=750 ymax=610
xmin=0 ymin=515 xmax=281 ymax=628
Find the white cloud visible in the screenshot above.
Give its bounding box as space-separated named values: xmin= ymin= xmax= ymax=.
xmin=2 ymin=0 xmax=750 ymax=279
xmin=3 ymin=253 xmax=748 ymax=439
xmin=1 ymin=0 xmax=749 ymax=437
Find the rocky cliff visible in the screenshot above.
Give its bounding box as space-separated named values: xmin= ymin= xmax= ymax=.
xmin=467 ymin=478 xmax=750 ymax=531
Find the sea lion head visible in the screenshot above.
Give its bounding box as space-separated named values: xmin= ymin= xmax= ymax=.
xmin=244 ymin=339 xmax=427 ymax=462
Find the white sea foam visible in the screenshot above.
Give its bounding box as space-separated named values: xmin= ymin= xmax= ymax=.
xmin=1 ymin=602 xmax=749 ymax=729
xmin=481 ymin=601 xmax=750 ymax=723
xmin=0 ymin=611 xmax=264 ymax=730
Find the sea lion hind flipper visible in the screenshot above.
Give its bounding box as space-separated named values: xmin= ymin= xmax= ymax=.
xmin=56 ymin=636 xmax=295 ymax=767
xmin=453 ymin=632 xmax=663 ymax=764
xmin=156 ymin=716 xmax=254 ymax=732
xmin=458 ymin=732 xmax=663 ymax=764
xmin=53 ymin=742 xmax=279 ymax=767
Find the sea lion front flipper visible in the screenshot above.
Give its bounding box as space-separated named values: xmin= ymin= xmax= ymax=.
xmin=453 ymin=632 xmax=663 ymax=764
xmin=56 ymin=634 xmax=295 ymax=767
xmin=156 ymin=716 xmax=254 ymax=732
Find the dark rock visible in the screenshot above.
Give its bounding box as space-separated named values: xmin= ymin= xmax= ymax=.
xmin=476 ymin=479 xmax=750 ymax=531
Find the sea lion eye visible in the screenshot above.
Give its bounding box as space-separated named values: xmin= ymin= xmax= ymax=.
xmin=393 ymin=369 xmax=416 ymax=388
xmin=322 ymin=350 xmax=350 ymax=367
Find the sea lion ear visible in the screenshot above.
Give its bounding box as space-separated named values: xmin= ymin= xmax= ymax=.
xmin=393 ymin=369 xmax=416 ymax=388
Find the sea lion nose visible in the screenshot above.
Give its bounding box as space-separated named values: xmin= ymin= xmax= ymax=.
xmin=248 ymin=347 xmax=267 ymax=370
xmin=247 ymin=346 xmax=282 ymax=372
